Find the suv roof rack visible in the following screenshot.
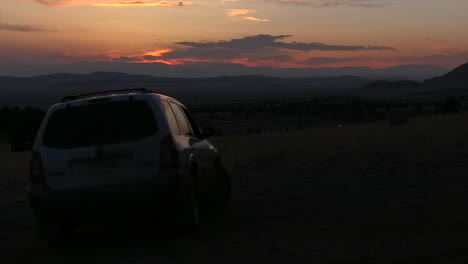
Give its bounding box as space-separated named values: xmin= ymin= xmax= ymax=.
xmin=61 ymin=88 xmax=154 ymax=102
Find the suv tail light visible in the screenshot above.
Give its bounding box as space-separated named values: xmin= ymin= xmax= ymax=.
xmin=160 ymin=135 xmax=180 ymax=169
xmin=30 ymin=151 xmax=45 ymax=184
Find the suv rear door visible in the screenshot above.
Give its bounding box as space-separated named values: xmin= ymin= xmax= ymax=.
xmin=39 ymin=98 xmax=160 ymax=190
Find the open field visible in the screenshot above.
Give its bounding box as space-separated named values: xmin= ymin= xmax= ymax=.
xmin=2 ymin=114 xmax=468 ymax=263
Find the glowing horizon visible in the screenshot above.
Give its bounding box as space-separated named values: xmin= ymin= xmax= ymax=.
xmin=1 ymin=0 xmax=468 ymax=74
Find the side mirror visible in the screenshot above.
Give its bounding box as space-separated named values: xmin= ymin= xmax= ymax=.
xmin=201 ymin=126 xmax=216 ymax=138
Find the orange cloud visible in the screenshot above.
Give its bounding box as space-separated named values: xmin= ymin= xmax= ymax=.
xmin=227 ymin=57 xmax=306 ymax=68
xmin=243 ymin=16 xmax=270 ymax=22
xmin=103 ymin=49 xmax=178 ymax=64
xmin=92 ymin=1 xmax=188 ymax=7
xmin=227 ymin=9 xmax=251 ymax=16
xmin=33 ymin=0 xmax=190 ymax=7
xmin=33 ymin=0 xmax=84 ymax=6
xmin=138 ymin=58 xmax=216 ymax=65
xmin=43 ymin=33 xmax=419 ymax=69
xmin=226 ymin=8 xmax=270 ymax=22
xmin=144 ymin=49 xmax=173 ymax=57
xmin=272 ymin=0 xmax=386 ymax=8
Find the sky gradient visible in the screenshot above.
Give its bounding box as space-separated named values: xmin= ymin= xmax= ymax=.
xmin=1 ymin=0 xmax=468 ymax=76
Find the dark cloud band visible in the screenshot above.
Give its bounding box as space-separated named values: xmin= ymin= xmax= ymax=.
xmin=0 ymin=23 xmax=57 ymax=33
xmin=175 ymin=34 xmax=395 ymax=51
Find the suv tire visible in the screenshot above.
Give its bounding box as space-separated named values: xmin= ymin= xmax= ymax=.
xmin=204 ymin=160 xmax=231 ymax=210
xmin=173 ymin=181 xmax=200 ymax=234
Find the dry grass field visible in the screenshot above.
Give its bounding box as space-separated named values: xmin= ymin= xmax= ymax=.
xmin=2 ymin=113 xmax=468 ymax=263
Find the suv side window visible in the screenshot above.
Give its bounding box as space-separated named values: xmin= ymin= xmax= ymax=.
xmin=169 ymin=102 xmax=193 ymax=137
xmin=181 ymin=106 xmax=202 ymax=138
xmin=160 ymin=100 xmax=181 ymax=135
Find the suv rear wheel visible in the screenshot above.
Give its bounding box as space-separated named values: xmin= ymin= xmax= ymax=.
xmin=203 ymin=160 xmax=231 ymax=210
xmin=173 ymin=180 xmax=200 ymax=234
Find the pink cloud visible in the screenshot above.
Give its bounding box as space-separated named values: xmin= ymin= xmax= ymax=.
xmin=33 ymin=0 xmax=190 ymax=7
xmin=226 ymin=9 xmax=270 ymax=22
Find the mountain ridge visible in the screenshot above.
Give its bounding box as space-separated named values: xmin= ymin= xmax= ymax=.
xmin=424 ymin=62 xmax=468 ymax=88
xmin=0 ymin=62 xmax=448 ymax=81
xmin=361 ymin=62 xmax=468 ymax=91
xmin=0 ymin=62 xmax=466 ymax=108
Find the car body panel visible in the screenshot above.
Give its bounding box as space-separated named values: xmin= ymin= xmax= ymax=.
xmin=28 ymin=91 xmax=220 ymax=216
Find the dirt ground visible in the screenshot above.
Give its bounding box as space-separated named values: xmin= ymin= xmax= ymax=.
xmin=2 ymin=117 xmax=468 ymax=263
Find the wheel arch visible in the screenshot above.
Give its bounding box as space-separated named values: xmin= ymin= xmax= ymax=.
xmin=176 ymin=153 xmax=199 ymax=201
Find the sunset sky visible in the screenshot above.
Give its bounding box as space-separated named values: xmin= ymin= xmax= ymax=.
xmin=1 ymin=0 xmax=468 ymax=76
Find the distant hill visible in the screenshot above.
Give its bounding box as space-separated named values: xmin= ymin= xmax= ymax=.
xmin=0 ymin=62 xmax=465 ymax=108
xmin=356 ymin=62 xmax=468 ymax=100
xmin=0 ymin=62 xmax=448 ymax=81
xmin=424 ymin=62 xmax=468 ymax=89
xmin=362 ymin=61 xmax=468 ymax=92
xmin=0 ymin=72 xmax=373 ymax=108
xmin=361 ymin=80 xmax=422 ymax=90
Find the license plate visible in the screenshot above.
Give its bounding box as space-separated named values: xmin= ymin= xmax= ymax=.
xmin=87 ymin=160 xmax=115 ymax=175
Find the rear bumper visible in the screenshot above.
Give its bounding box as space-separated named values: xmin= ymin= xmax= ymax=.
xmin=28 ymin=172 xmax=179 ymax=217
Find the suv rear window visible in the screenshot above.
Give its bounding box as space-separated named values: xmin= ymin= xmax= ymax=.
xmin=43 ymin=100 xmax=157 ymax=148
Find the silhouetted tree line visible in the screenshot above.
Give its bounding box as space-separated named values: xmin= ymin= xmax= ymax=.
xmin=0 ymin=106 xmax=45 ymax=151
xmin=0 ymin=95 xmax=463 ymax=151
xmin=190 ymin=96 xmax=464 ymax=127
xmin=439 ymin=96 xmax=462 ymax=114
xmin=192 ymin=97 xmax=407 ymax=123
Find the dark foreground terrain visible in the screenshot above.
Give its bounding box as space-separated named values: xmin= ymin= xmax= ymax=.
xmin=2 ymin=114 xmax=468 ymax=263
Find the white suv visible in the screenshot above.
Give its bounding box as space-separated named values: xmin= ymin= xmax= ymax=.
xmin=28 ymin=89 xmax=230 ymax=243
